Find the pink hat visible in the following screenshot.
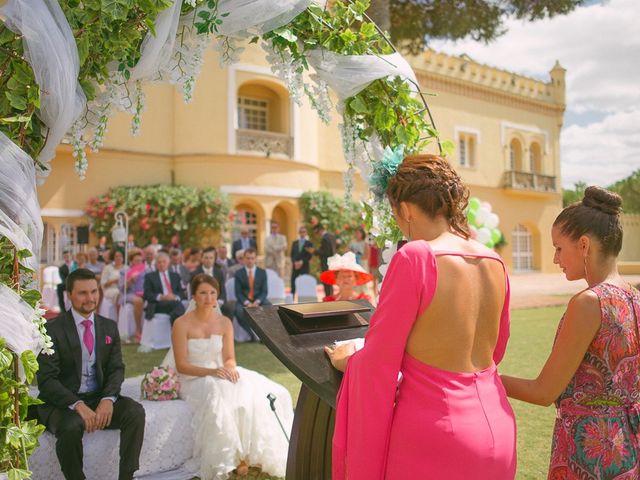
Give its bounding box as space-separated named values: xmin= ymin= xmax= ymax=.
xmin=319 ymin=252 xmax=374 ymax=286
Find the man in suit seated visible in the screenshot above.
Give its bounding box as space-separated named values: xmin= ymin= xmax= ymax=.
xmin=36 ymin=269 xmax=145 ymax=480
xmin=191 ymin=246 xmax=226 ymax=306
xmin=234 ymin=248 xmax=269 ymax=341
xmin=143 ymin=251 xmax=186 ymax=324
xmin=232 ymin=227 xmax=257 ymax=259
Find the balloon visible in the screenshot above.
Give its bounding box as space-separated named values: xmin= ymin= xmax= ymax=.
xmin=476 ymin=227 xmax=491 ymax=245
xmin=467 ymin=209 xmax=477 ymax=226
xmin=491 ymin=228 xmax=502 ymax=244
xmin=486 ymin=213 xmax=500 ymax=229
xmin=485 ymin=239 xmax=495 ymax=249
xmin=381 ymin=246 xmax=396 ymax=263
xmin=475 ymin=207 xmax=490 ymax=226
xmin=481 ymin=201 xmax=492 ymax=213
xmin=468 ymin=197 xmax=481 ymax=211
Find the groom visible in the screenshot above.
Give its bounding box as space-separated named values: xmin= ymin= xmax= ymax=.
xmin=36 ymin=269 xmax=145 ymax=480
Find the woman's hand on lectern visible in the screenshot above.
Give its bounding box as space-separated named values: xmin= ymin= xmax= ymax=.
xmin=324 ymin=342 xmax=356 ymax=372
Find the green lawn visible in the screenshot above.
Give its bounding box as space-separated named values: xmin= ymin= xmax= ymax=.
xmin=123 ymin=305 xmax=564 ymax=479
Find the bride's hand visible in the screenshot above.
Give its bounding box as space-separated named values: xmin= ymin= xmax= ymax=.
xmin=223 ymin=367 xmax=239 ymax=383
xmin=324 ymin=342 xmax=356 ymax=372
xmin=212 ymin=367 xmax=239 ymax=383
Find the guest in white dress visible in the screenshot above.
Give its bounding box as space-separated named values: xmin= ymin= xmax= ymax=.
xmin=170 ymin=273 xmax=293 ymax=479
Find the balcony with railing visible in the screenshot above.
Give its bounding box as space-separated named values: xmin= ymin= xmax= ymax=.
xmin=236 ymin=129 xmax=292 ymax=158
xmin=503 ymin=170 xmax=557 ymax=192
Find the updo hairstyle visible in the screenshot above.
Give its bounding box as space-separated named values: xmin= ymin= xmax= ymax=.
xmin=190 ymin=273 xmax=220 ymax=297
xmin=386 ymin=154 xmax=470 ymax=239
xmin=553 ymin=186 xmax=623 ymax=256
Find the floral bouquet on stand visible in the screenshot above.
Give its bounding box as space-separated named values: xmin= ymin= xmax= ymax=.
xmin=141 ymin=366 xmax=180 ymax=401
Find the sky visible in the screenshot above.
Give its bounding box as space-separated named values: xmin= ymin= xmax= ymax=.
xmin=430 ymin=0 xmax=640 ymax=189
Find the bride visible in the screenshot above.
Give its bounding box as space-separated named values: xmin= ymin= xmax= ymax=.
xmin=167 ymin=273 xmax=293 ymax=479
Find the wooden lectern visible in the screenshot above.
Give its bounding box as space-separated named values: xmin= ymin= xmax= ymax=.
xmin=245 ymin=301 xmax=373 ymax=480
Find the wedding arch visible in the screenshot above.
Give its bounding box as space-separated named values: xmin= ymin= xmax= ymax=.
xmin=0 ymin=1 xmax=444 ymax=475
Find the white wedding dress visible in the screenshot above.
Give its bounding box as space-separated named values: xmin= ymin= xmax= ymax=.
xmin=168 ymin=335 xmax=293 ymax=479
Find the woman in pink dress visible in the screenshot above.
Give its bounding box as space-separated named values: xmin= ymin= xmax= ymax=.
xmin=320 ymin=252 xmax=374 ymax=303
xmin=501 ymin=186 xmax=640 ymax=479
xmin=325 ymin=154 xmax=516 ymax=480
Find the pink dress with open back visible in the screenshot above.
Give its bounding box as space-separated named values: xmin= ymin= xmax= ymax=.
xmin=332 ymin=240 xmax=516 ymax=479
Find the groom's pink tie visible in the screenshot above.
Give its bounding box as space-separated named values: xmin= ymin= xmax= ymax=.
xmin=81 ymin=319 xmax=94 ymax=355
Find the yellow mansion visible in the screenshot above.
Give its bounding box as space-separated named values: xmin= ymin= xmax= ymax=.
xmin=38 ymin=42 xmax=567 ymax=272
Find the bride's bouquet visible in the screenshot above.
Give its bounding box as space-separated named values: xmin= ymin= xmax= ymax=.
xmin=141 ymin=366 xmax=180 ymax=401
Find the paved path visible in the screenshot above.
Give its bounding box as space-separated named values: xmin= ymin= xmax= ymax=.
xmin=510 ymin=272 xmax=640 ymax=309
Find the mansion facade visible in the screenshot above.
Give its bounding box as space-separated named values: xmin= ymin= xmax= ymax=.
xmin=38 ymin=42 xmax=566 ymax=273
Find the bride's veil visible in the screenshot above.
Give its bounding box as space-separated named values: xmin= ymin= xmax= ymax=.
xmin=160 ymin=299 xmax=220 ymax=368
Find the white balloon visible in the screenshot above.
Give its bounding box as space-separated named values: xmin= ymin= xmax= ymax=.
xmin=475 ymin=207 xmax=490 ymax=226
xmin=486 ymin=213 xmax=500 ymax=229
xmin=476 ymin=227 xmax=491 ymax=245
xmin=481 ymin=201 xmax=492 ymax=213
xmin=378 ymin=263 xmax=389 ymax=277
xmin=381 ymin=246 xmax=396 ymax=263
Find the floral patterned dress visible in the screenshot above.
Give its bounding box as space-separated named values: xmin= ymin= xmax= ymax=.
xmin=550 ymin=283 xmax=640 ymax=480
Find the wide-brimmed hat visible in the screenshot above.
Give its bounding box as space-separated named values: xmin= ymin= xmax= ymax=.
xmin=319 ymin=252 xmax=374 ymax=286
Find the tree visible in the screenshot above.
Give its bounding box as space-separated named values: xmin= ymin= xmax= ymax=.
xmin=367 ymin=0 xmax=588 ymax=54
xmin=609 ymin=169 xmax=640 ymax=214
xmin=562 ymin=181 xmax=586 ymax=207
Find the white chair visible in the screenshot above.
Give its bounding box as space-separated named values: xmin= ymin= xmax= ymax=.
xmin=117 ymin=303 xmax=136 ymax=341
xmin=223 ymin=278 xmax=251 ymax=342
xmin=225 ymin=277 xmax=236 ymax=302
xmin=138 ymin=313 xmax=172 ymax=352
xmin=41 ymin=266 xmax=61 ymax=311
xmin=295 ymin=274 xmax=318 ymax=303
xmin=98 ymin=297 xmax=117 ymax=321
xmin=266 ymin=270 xmax=286 ymax=305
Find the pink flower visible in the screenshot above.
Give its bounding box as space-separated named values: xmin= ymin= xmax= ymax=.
xmin=105 ymin=335 xmax=112 ymax=345
xmin=581 ymin=419 xmax=628 ymax=469
xmin=160 ymin=380 xmax=173 ymax=391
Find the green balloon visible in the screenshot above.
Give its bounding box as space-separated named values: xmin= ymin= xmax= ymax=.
xmin=468 ymin=197 xmax=481 ymax=211
xmin=467 ymin=210 xmax=477 ymax=226
xmin=485 ymin=239 xmax=495 ymax=248
xmin=491 ymin=229 xmax=502 ymax=244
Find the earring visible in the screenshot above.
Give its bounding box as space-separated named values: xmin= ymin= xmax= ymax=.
xmin=583 ymin=256 xmax=589 ymax=281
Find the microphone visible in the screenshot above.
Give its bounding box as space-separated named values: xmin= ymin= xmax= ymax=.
xmin=266 ymin=393 xmax=290 ymax=443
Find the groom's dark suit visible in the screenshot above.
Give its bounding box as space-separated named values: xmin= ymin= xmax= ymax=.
xmin=37 ymin=311 xmax=145 ymax=480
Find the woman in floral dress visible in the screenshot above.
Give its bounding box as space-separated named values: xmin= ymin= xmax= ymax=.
xmin=501 ymin=186 xmax=640 ymax=479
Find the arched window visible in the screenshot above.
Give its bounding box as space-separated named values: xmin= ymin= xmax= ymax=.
xmin=509 ymin=138 xmax=523 ymax=171
xmin=232 ymin=205 xmax=258 ymax=244
xmin=237 ymin=82 xmax=288 ymax=134
xmin=512 ymin=224 xmax=533 ymax=271
xmin=529 ymin=142 xmax=542 ymax=174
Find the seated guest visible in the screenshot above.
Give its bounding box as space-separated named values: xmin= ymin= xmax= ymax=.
xmin=36 ymin=269 xmax=145 ymax=480
xmin=216 ymin=244 xmax=235 ymax=279
xmin=320 ymin=252 xmax=373 ymax=302
xmin=233 ymin=248 xmax=269 ymax=341
xmin=101 ymin=249 xmax=124 ymax=315
xmin=290 ymin=226 xmax=313 ymax=296
xmin=142 ymin=245 xmax=156 ymax=273
xmin=143 ymin=251 xmax=186 ymax=324
xmin=184 ymin=248 xmax=202 ymax=272
xmin=86 ymin=248 xmax=104 ymax=280
xmin=75 ymin=252 xmax=88 ymax=270
xmin=191 ymin=247 xmax=226 ymax=305
xmin=226 ymin=249 xmax=245 ymax=280
xmin=169 ymin=248 xmax=191 ymax=292
xmin=120 ymin=251 xmax=146 ymax=341
xmin=96 ymin=235 xmax=108 ymax=262
xmin=148 ymin=235 xmax=163 ymax=253
xmin=57 ymin=250 xmax=77 ymax=311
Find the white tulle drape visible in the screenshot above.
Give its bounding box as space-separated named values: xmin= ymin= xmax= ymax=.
xmin=307 ymin=50 xmax=418 ymax=101
xmin=0 ymin=0 xmax=86 ymax=176
xmin=217 ymin=0 xmax=322 ymax=37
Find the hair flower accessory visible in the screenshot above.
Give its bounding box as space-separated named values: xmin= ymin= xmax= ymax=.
xmin=369 ymin=144 xmax=406 ymax=201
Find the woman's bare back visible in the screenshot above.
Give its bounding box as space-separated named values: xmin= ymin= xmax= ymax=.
xmin=406 ymin=236 xmax=507 ymax=373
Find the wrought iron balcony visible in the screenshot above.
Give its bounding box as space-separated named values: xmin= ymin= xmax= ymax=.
xmin=503 ymin=170 xmax=557 ymax=192
xmin=236 ymin=128 xmax=292 ymax=157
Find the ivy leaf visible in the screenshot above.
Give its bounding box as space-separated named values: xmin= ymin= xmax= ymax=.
xmin=395 ymin=124 xmax=410 ymax=145
xmin=21 ymin=350 xmax=39 ymax=383
xmin=20 ymin=289 xmax=41 ymax=309
xmin=276 ymin=29 xmax=298 ymax=43
xmin=4 ymin=91 xmax=26 ymax=110
xmin=349 ymin=96 xmax=369 ymax=114
xmin=8 ymin=468 xmax=32 ymax=480
xmin=101 ymin=0 xmax=131 ymax=20
xmin=441 ymin=139 xmax=455 ymax=158
xmin=0 ymin=347 xmax=12 ymax=372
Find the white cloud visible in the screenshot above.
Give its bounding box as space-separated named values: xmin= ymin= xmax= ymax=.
xmin=429 ymin=0 xmax=640 ymax=188
xmin=561 ymin=109 xmax=640 ymax=187
xmin=430 ymin=0 xmax=640 ymax=114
